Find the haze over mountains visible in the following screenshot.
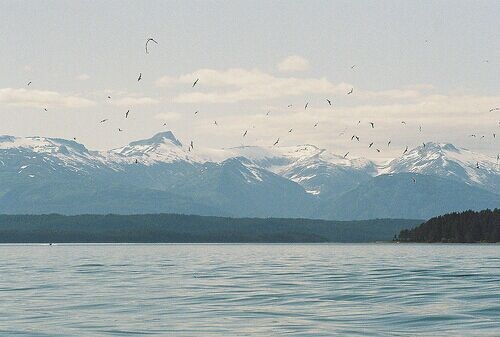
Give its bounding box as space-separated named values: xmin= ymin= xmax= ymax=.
xmin=0 ymin=131 xmax=498 ymax=220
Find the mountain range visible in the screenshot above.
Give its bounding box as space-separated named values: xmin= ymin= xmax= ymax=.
xmin=0 ymin=131 xmax=498 ymax=220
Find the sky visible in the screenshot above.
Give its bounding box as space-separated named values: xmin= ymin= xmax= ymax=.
xmin=0 ymin=0 xmax=498 ymax=161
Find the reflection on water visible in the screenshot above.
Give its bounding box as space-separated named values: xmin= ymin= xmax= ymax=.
xmin=0 ymin=244 xmax=498 ymax=336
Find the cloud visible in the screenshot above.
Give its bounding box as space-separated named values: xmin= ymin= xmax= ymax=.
xmin=0 ymin=88 xmax=96 ymax=108
xmin=277 ymin=55 xmax=310 ymax=72
xmin=156 ymin=68 xmax=351 ymax=103
xmin=76 ymin=74 xmax=91 ymax=81
xmin=108 ymin=96 xmax=160 ymax=107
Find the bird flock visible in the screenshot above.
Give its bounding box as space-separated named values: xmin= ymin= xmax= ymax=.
xmin=23 ymin=37 xmax=499 ymax=174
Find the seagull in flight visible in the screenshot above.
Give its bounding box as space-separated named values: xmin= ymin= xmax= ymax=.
xmin=107 ymin=96 xmax=111 ymax=99
xmin=214 ymin=121 xmax=218 ymax=126
xmin=266 ymin=111 xmax=270 ymax=116
xmin=43 ymin=108 xmax=48 ymax=112
xmin=326 ymin=99 xmax=332 ymax=106
xmin=27 ymin=81 xmax=31 ymax=86
xmin=288 ymin=128 xmax=293 ymax=133
xmin=388 ymin=140 xmax=391 ymax=147
xmin=347 ymin=88 xmax=354 ymax=95
xmin=194 ymin=111 xmax=199 ymax=115
xmin=476 ymin=162 xmax=480 ymax=169
xmin=314 ymin=122 xmax=318 ymax=128
xmin=489 ymin=107 xmax=499 ymax=112
xmin=190 ymin=141 xmax=194 ymax=150
xmin=273 ymin=138 xmax=280 ymax=146
xmin=287 ymin=104 xmax=293 ymax=108
xmin=401 ymin=121 xmax=406 ymax=125
xmin=192 ymin=78 xmax=199 ymax=87
xmin=403 ymin=146 xmax=408 ymax=154
xmin=243 ymin=130 xmax=248 ymax=137
xmin=145 ymin=38 xmax=158 ymax=54
xmin=100 ymin=119 xmax=108 ymax=123
xmin=125 ymin=110 xmax=129 ymax=118
xmin=137 ymin=73 xmax=142 ymax=81
xmin=369 ymin=142 xmax=374 ymax=148
xmin=376 ymin=149 xmax=381 ymax=153
xmin=350 ymin=64 xmax=356 ymax=69
xmin=343 ymin=152 xmax=349 ymax=158
xmin=412 ymin=177 xmax=416 ymax=184
xmin=304 ymin=102 xmax=309 ymax=110
xmin=118 ymin=128 xmax=123 ymax=132
xmin=369 ymin=122 xmax=374 ymax=128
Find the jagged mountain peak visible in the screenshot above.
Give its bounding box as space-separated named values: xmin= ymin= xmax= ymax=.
xmin=128 ymin=131 xmax=182 ymax=147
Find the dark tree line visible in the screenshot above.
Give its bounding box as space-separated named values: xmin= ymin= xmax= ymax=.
xmin=0 ymin=213 xmax=420 ymax=243
xmin=398 ymin=209 xmax=499 ymax=243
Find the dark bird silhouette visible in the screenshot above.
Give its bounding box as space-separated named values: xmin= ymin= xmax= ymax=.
xmin=266 ymin=111 xmax=270 ymax=116
xmin=145 ymin=38 xmax=158 ymax=54
xmin=163 ymin=123 xmax=167 ymax=126
xmin=369 ymin=142 xmax=374 ymax=148
xmin=190 ymin=141 xmax=194 ymax=150
xmin=351 ymin=135 xmax=359 ymax=141
xmin=388 ymin=140 xmax=391 ymax=147
xmin=73 ymin=137 xmax=77 ymax=141
xmin=480 ymin=135 xmax=485 ymax=139
xmin=243 ymin=130 xmax=247 ymax=137
xmin=423 ymin=143 xmax=426 ymax=148
xmin=343 ymin=152 xmax=349 ymax=158
xmin=27 ymin=81 xmax=31 ymax=86
xmin=494 ymin=133 xmax=496 ymax=138
xmin=125 ymin=110 xmax=129 ymax=118
xmin=489 ymin=107 xmax=499 ymax=112
xmin=194 ymin=111 xmax=199 ymax=115
xmin=314 ymin=122 xmax=318 ymax=128
xmin=419 ymin=125 xmax=422 ymax=132
xmin=369 ymin=122 xmax=374 ymax=128
xmin=273 ymin=138 xmax=280 ymax=146
xmin=100 ymin=119 xmax=108 ymax=123
xmin=118 ymin=128 xmax=123 ymax=132
xmin=137 ymin=73 xmax=142 ymax=81
xmin=326 ymin=99 xmax=332 ymax=106
xmin=192 ymin=78 xmax=199 ymax=87
xmin=350 ymin=65 xmax=356 ymax=69
xmin=412 ymin=177 xmax=416 ymax=184
xmin=288 ymin=128 xmax=293 ymax=133
xmin=401 ymin=121 xmax=406 ymax=125
xmin=376 ymin=149 xmax=381 ymax=153
xmin=469 ymin=134 xmax=476 ymax=137
xmin=43 ymin=108 xmax=48 ymax=112
xmin=214 ymin=121 xmax=218 ymax=126
xmin=107 ymin=96 xmax=111 ymax=99
xmin=403 ymin=146 xmax=408 ymax=154
xmin=347 ymin=88 xmax=353 ymax=95
xmin=135 ymin=159 xmax=138 ymax=164
xmin=304 ymin=102 xmax=309 ymax=110
xmin=476 ymin=162 xmax=480 ymax=169
xmin=357 ymin=120 xmax=361 ymax=125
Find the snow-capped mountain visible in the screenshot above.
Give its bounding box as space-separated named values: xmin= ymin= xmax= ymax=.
xmin=380 ymin=142 xmax=500 ymax=193
xmin=0 ymin=131 xmax=498 ymax=219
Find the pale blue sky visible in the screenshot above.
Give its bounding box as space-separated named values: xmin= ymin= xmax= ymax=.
xmin=0 ymin=0 xmax=498 ymax=160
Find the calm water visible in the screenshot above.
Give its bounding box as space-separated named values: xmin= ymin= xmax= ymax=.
xmin=0 ymin=244 xmax=498 ymax=336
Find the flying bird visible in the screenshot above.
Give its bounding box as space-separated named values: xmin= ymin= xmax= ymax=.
xmin=289 ymin=128 xmax=293 ymax=133
xmin=412 ymin=177 xmax=416 ymax=184
xmin=403 ymin=146 xmax=408 ymax=154
xmin=476 ymin=162 xmax=480 ymax=169
xmin=137 ymin=73 xmax=142 ymax=81
xmin=107 ymin=96 xmax=111 ymax=99
xmin=135 ymin=159 xmax=138 ymax=164
xmin=27 ymin=81 xmax=31 ymax=86
xmin=489 ymin=107 xmax=499 ymax=112
xmin=118 ymin=128 xmax=123 ymax=132
xmin=100 ymin=119 xmax=108 ymax=123
xmin=43 ymin=108 xmax=48 ymax=112
xmin=243 ymin=130 xmax=248 ymax=137
xmin=314 ymin=122 xmax=318 ymax=128
xmin=369 ymin=122 xmax=374 ymax=128
xmin=214 ymin=121 xmax=218 ymax=126
xmin=401 ymin=121 xmax=406 ymax=125
xmin=304 ymin=102 xmax=309 ymax=110
xmin=347 ymin=88 xmax=354 ymax=95
xmin=273 ymin=138 xmax=280 ymax=146
xmin=145 ymin=38 xmax=158 ymax=54
xmin=423 ymin=143 xmax=426 ymax=148
xmin=163 ymin=123 xmax=167 ymax=126
xmin=494 ymin=133 xmax=496 ymax=138
xmin=469 ymin=134 xmax=476 ymax=137
xmin=266 ymin=111 xmax=270 ymax=116
xmin=287 ymin=104 xmax=293 ymax=108
xmin=194 ymin=111 xmax=199 ymax=115
xmin=388 ymin=140 xmax=391 ymax=147
xmin=369 ymin=142 xmax=374 ymax=148
xmin=419 ymin=125 xmax=422 ymax=132
xmin=376 ymin=149 xmax=381 ymax=153
xmin=125 ymin=110 xmax=129 ymax=118
xmin=350 ymin=65 xmax=356 ymax=69
xmin=326 ymin=99 xmax=332 ymax=106
xmin=343 ymin=152 xmax=349 ymax=158
xmin=192 ymin=78 xmax=199 ymax=87
xmin=190 ymin=141 xmax=194 ymax=150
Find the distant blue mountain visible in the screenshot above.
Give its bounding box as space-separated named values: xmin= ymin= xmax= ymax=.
xmin=0 ymin=132 xmax=498 ymax=219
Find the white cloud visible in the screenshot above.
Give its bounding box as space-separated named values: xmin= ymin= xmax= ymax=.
xmin=277 ymin=55 xmax=310 ymax=72
xmin=154 ymin=111 xmax=182 ymax=121
xmin=76 ymin=74 xmax=91 ymax=81
xmin=0 ymin=88 xmax=96 ymax=108
xmin=156 ymin=68 xmax=351 ymax=103
xmin=108 ymin=96 xmax=160 ymax=107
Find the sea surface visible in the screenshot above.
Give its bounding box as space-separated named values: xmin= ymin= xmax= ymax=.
xmin=0 ymin=244 xmax=498 ymax=336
